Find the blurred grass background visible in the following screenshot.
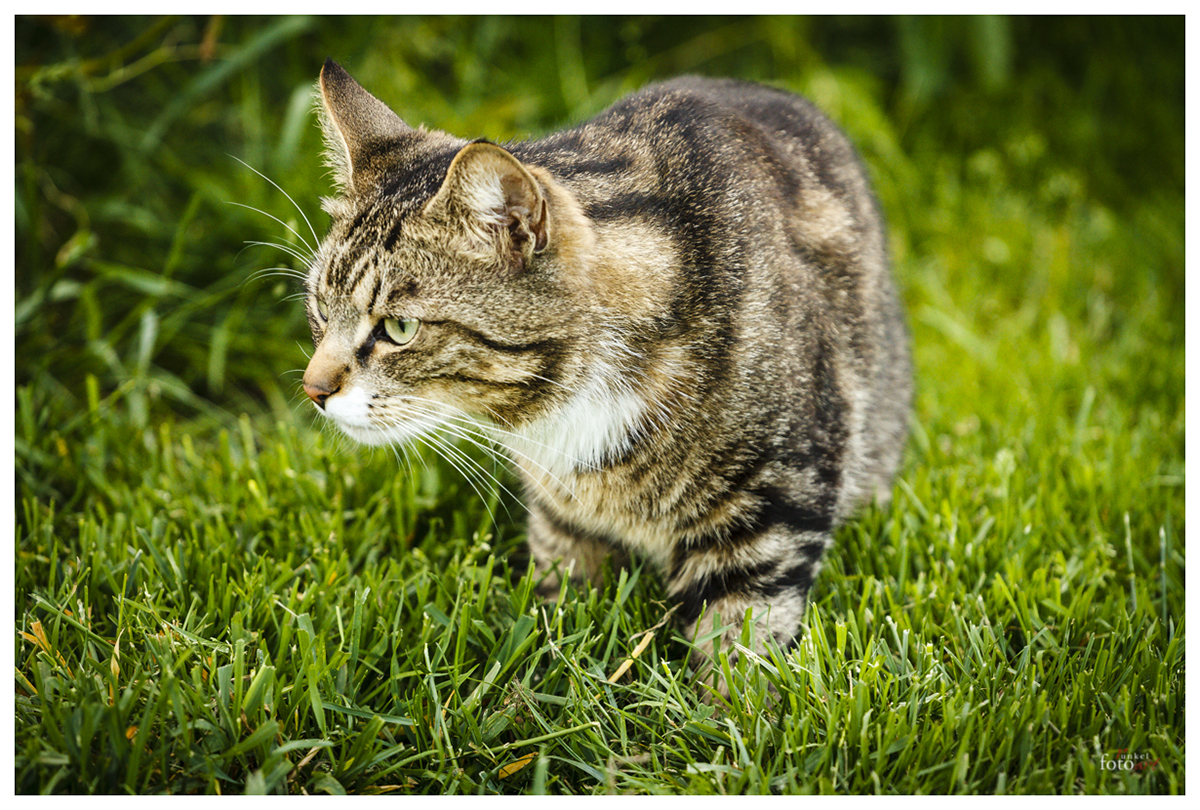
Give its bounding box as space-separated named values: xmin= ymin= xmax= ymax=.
xmin=15 ymin=16 xmax=1183 ymax=431
xmin=14 ymin=15 xmax=1184 ymax=794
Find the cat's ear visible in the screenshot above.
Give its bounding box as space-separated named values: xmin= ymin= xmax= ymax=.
xmin=425 ymin=142 xmax=549 ymax=266
xmin=318 ymin=58 xmax=412 ymax=194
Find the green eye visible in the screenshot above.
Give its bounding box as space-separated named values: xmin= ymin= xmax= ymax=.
xmin=314 ymin=296 xmax=329 ymax=321
xmin=382 ymin=317 xmax=420 ymax=345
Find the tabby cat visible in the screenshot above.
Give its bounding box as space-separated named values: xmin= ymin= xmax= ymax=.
xmin=301 ymin=59 xmax=911 ymax=693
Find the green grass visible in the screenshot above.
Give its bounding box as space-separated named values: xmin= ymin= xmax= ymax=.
xmin=15 ymin=16 xmax=1184 ymax=794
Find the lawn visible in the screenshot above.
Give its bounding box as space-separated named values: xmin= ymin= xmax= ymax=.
xmin=14 ymin=16 xmax=1184 ymax=794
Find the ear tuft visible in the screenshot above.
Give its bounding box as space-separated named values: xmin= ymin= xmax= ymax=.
xmin=425 ymin=142 xmax=549 ymax=265
xmin=317 ymin=59 xmax=413 ymax=194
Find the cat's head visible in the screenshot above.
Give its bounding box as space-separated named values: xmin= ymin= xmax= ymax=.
xmin=303 ymin=60 xmax=598 ymax=449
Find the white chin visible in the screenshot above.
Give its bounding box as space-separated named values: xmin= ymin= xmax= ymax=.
xmin=325 ymin=414 xmax=432 ymax=447
xmin=334 ymin=421 xmax=396 ymax=447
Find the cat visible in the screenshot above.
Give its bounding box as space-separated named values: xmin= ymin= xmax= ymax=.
xmin=301 ymin=59 xmax=912 ymax=695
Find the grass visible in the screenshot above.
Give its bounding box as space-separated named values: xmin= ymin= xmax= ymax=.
xmin=14 ymin=409 xmax=1185 ymax=793
xmin=14 ymin=16 xmax=1184 ymax=794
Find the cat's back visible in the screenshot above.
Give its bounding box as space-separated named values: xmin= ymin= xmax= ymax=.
xmin=597 ymin=75 xmax=853 ymax=157
xmin=519 ymin=76 xmax=873 ymax=217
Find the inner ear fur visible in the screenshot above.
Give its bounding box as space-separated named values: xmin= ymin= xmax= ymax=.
xmin=425 ymin=142 xmax=549 ymax=262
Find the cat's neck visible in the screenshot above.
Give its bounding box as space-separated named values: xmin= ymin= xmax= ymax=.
xmin=502 ymin=343 xmax=649 ymax=482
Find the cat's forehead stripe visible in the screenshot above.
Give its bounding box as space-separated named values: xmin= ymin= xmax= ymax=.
xmin=341 ymin=262 xmax=380 ymax=311
xmin=365 ymin=273 xmax=383 ymax=315
xmin=324 ymin=241 xmax=375 ymax=295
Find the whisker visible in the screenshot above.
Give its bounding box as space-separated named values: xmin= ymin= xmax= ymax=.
xmin=385 ymin=398 xmax=579 ymax=504
xmin=395 ymin=393 xmax=593 ymax=472
xmin=431 ymin=437 xmax=520 ymax=523
xmin=229 ymin=155 xmax=321 ymax=249
xmin=523 ymin=372 xmax=575 ymax=392
xmin=414 ymin=428 xmax=504 ymax=511
xmin=250 ymin=267 xmax=310 ymax=287
xmin=228 ymin=204 xmax=317 ymax=261
xmin=243 ymin=239 xmax=315 ymax=267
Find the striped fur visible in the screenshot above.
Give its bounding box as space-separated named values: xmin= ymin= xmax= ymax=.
xmin=302 ymin=60 xmax=912 ymax=695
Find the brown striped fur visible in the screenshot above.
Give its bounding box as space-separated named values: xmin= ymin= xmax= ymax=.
xmin=302 ymin=60 xmax=912 ymax=695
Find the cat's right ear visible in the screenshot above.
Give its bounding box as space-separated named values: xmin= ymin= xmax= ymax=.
xmin=318 ymin=59 xmax=412 ymax=195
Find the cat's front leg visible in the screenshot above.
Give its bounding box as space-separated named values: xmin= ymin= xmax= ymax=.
xmin=668 ymin=525 xmax=830 ymax=697
xmin=526 ymin=503 xmax=629 ymax=598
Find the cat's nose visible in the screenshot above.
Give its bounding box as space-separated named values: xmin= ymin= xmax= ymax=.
xmin=303 ymin=343 xmax=347 ymax=409
xmin=303 ymin=381 xmax=338 ymax=409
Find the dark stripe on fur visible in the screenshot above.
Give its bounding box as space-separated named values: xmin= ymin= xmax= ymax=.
xmin=521 ymin=149 xmax=634 ymax=182
xmin=346 ymin=207 xmax=372 ymax=238
xmin=742 ymin=487 xmax=833 ymax=539
xmin=366 ymin=273 xmax=383 ymax=315
xmin=673 ymin=558 xmax=779 ymax=626
xmin=760 ymin=561 xmax=818 ymax=600
xmin=410 ymin=325 xmax=570 ymax=412
xmin=673 ymin=549 xmax=823 ymax=630
xmin=669 ymin=486 xmax=832 ymax=590
xmin=375 ymin=144 xmax=457 ymax=203
xmin=355 ymin=333 xmax=376 ymax=365
xmin=383 ymin=217 xmax=406 ymax=252
xmin=808 ymin=333 xmax=849 ymax=489
xmin=439 ymin=321 xmax=565 ymax=357
xmin=385 ymin=278 xmax=419 ymax=307
xmin=325 ymin=242 xmax=363 ymax=290
xmin=537 ymin=503 xmax=622 ymax=551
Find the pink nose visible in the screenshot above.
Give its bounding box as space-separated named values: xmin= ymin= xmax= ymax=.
xmin=303 ymin=381 xmax=338 ymax=408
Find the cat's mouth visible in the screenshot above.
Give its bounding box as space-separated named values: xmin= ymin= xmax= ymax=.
xmin=319 ymin=385 xmax=449 ymax=448
xmin=318 ymin=386 xmax=397 ymax=446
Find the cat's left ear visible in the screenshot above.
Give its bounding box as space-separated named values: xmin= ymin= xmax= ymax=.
xmin=425 ymin=142 xmax=549 ymax=265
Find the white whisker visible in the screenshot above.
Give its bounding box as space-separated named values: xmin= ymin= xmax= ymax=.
xmin=243 ymin=239 xmax=315 ymax=267
xmin=229 ymin=155 xmax=320 ymax=249
xmin=228 ymin=204 xmax=317 ymax=260
xmin=250 ymin=266 xmax=310 ymax=285
xmin=413 ymin=427 xmax=513 ymax=519
xmin=353 ymin=394 xmax=555 ymax=511
xmin=386 ymin=395 xmax=587 ymax=500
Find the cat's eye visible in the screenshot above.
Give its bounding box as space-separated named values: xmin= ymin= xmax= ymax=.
xmin=381 ymin=317 xmax=420 ymax=345
xmin=313 ymin=296 xmax=329 ymax=322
